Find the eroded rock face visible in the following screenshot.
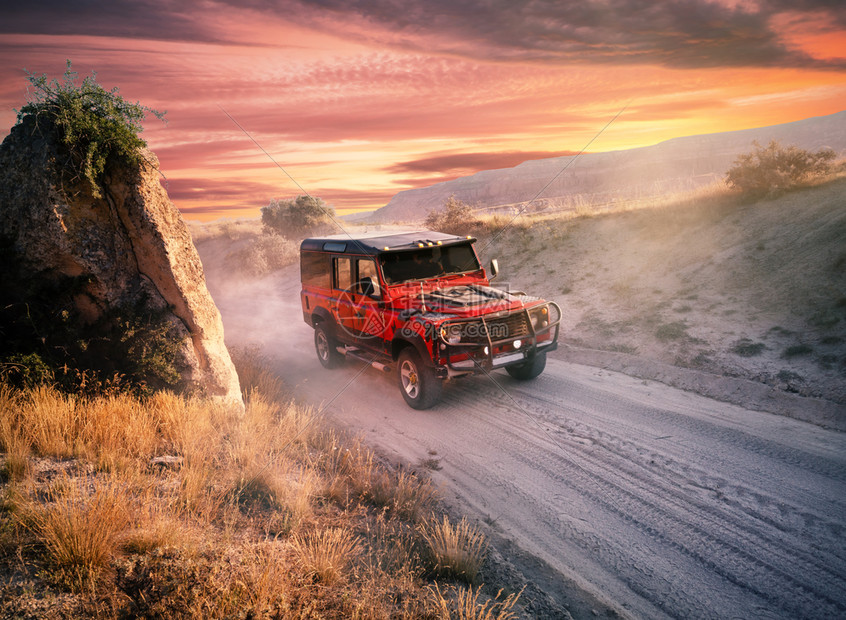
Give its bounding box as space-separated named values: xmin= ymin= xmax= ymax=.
xmin=0 ymin=118 xmax=243 ymax=407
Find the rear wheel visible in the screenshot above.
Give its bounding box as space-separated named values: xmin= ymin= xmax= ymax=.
xmin=505 ymin=352 xmax=546 ymax=380
xmin=397 ymin=348 xmax=442 ymax=409
xmin=314 ymin=323 xmax=344 ymax=369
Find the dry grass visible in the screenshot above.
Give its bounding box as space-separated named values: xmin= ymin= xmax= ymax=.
xmin=421 ymin=515 xmax=488 ymax=584
xmin=230 ymin=346 xmax=288 ymax=403
xmin=430 ymin=584 xmax=523 ymax=620
xmin=291 ymin=527 xmax=360 ymax=584
xmin=371 ymin=468 xmax=438 ymax=521
xmin=0 ymin=390 xmax=31 ymax=482
xmin=19 ymin=386 xmax=80 ymax=458
xmin=0 ymin=354 xmax=518 ymax=617
xmin=16 ymin=474 xmax=131 ymax=589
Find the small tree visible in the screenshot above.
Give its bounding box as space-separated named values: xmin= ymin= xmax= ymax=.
xmin=261 ymin=194 xmax=335 ymax=237
xmin=725 ymin=140 xmax=836 ymax=200
xmin=424 ymin=195 xmax=478 ymax=234
xmin=15 ymin=60 xmax=166 ymax=198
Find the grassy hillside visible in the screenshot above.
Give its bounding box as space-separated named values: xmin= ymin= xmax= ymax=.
xmin=479 ymin=177 xmax=846 ymax=406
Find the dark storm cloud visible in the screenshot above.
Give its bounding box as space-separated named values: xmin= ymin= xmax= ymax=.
xmin=0 ymin=0 xmax=218 ymax=42
xmin=270 ymin=0 xmax=846 ymax=69
xmin=6 ymin=1 xmax=843 ymax=69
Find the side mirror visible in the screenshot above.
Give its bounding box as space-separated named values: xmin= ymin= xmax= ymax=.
xmin=357 ymin=277 xmax=381 ymax=299
xmin=489 ymin=258 xmax=499 ymax=280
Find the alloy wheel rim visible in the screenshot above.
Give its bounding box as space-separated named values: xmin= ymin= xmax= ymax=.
xmin=400 ymin=361 xmax=419 ymax=398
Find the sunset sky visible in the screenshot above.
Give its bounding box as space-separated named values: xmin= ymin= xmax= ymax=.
xmin=1 ymin=1 xmax=845 ymax=220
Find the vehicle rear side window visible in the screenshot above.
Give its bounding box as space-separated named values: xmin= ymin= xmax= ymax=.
xmin=334 ymin=256 xmax=352 ymax=290
xmin=301 ymin=251 xmax=331 ymax=289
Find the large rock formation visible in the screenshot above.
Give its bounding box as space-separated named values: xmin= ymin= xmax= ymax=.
xmin=0 ymin=117 xmax=243 ymax=407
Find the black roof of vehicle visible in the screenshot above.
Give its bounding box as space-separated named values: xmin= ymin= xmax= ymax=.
xmin=300 ymin=230 xmax=476 ymax=255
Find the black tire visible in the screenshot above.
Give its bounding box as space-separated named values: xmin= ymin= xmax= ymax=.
xmin=397 ymin=347 xmax=442 ymax=409
xmin=505 ymin=352 xmax=546 ymax=380
xmin=314 ymin=323 xmax=344 ymax=369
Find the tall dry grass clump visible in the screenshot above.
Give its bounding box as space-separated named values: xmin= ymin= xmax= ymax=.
xmin=421 ymin=515 xmax=488 ymax=584
xmin=429 ymin=584 xmax=523 ymax=620
xmin=16 ymin=474 xmax=131 ymax=588
xmin=0 ymin=386 xmax=31 ymax=482
xmin=291 ymin=527 xmax=360 ymax=584
xmin=17 ymin=386 xmax=80 ymax=458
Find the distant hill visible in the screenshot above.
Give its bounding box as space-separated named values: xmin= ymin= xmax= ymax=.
xmin=477 ymin=175 xmax=846 ymax=410
xmin=371 ymin=110 xmax=846 ymax=222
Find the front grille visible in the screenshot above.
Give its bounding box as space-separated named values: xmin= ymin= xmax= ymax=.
xmin=460 ymin=312 xmax=530 ymax=344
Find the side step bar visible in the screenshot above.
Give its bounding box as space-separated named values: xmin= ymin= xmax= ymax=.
xmin=337 ymin=346 xmax=392 ymax=373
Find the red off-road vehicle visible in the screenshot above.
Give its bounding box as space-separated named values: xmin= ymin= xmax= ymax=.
xmin=300 ymin=230 xmax=560 ymax=409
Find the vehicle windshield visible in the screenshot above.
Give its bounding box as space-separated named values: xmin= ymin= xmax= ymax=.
xmin=380 ymin=244 xmax=481 ymax=284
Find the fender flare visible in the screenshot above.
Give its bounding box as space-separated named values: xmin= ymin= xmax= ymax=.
xmin=310 ymin=307 xmax=337 ymax=337
xmin=391 ymin=333 xmax=435 ymax=366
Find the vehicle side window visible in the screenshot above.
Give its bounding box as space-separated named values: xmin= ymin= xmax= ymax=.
xmin=301 ymin=251 xmax=331 ymax=288
xmin=334 ymin=256 xmax=352 ymax=291
xmin=358 ymin=259 xmax=377 ymax=281
xmin=356 ymin=259 xmax=380 ymax=297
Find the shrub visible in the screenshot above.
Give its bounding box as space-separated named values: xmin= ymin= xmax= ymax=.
xmin=725 ymin=140 xmax=836 ymax=200
xmin=731 ymin=338 xmax=766 ymax=357
xmin=230 ymin=346 xmax=287 ymax=402
xmin=0 ymin=353 xmax=54 ymax=390
xmin=425 ymin=195 xmax=480 ymax=235
xmin=783 ymin=344 xmax=813 ymax=358
xmin=655 ymin=321 xmax=689 ymax=342
xmin=15 ymin=60 xmax=165 ymax=198
xmin=260 ymin=194 xmax=335 ymax=237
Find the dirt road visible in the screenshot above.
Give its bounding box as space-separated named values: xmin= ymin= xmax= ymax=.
xmin=209 ymin=267 xmax=846 ymax=619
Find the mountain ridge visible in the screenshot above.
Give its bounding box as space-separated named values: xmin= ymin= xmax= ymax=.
xmin=371 ymin=109 xmax=846 ymax=222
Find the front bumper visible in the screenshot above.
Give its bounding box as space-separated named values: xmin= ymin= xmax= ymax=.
xmin=435 ymin=302 xmax=561 ymax=375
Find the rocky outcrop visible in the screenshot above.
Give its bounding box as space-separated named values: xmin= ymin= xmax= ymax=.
xmin=0 ymin=117 xmax=243 ymax=407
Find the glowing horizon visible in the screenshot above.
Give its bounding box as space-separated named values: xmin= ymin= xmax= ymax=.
xmin=1 ymin=1 xmax=845 ymax=221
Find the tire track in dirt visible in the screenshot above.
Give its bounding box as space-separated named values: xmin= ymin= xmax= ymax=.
xmin=435 ymin=371 xmax=846 ymax=619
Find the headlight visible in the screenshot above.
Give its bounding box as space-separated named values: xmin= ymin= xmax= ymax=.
xmin=530 ymin=305 xmax=549 ymax=329
xmin=440 ymin=323 xmax=462 ymax=344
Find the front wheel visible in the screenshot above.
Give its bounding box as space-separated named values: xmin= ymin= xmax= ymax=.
xmin=314 ymin=323 xmax=344 ymax=369
xmin=505 ymin=352 xmax=546 ymax=380
xmin=397 ymin=348 xmax=443 ymax=409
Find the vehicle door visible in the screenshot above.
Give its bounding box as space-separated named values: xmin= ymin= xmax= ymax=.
xmin=352 ymin=258 xmax=387 ymax=340
xmin=332 ymin=256 xmax=358 ymax=339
